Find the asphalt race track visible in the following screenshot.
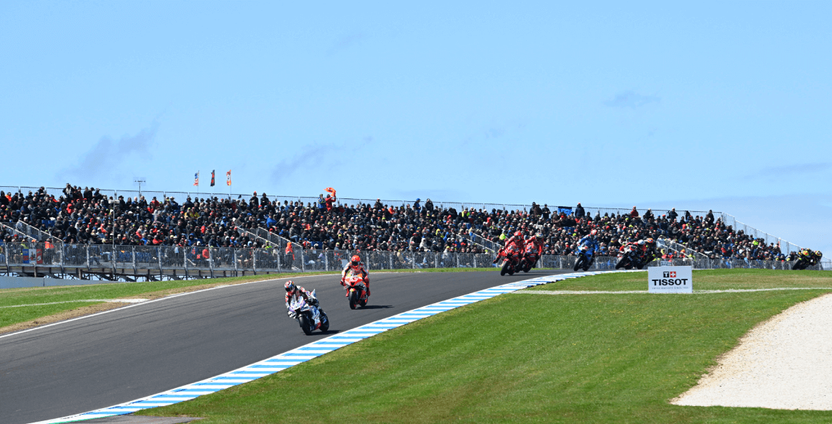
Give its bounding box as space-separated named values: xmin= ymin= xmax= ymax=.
xmin=1 ymin=270 xmax=569 ymax=424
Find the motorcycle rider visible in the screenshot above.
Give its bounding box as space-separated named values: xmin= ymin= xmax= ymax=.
xmin=525 ymin=233 xmax=545 ymax=257
xmin=494 ymin=231 xmax=526 ymax=264
xmin=341 ymin=254 xmax=370 ymax=296
xmin=643 ymin=237 xmax=659 ymax=259
xmin=576 ymin=229 xmax=600 ymax=267
xmin=524 ymin=232 xmax=546 ymax=267
xmin=284 ymin=280 xmax=319 ymax=317
xmin=577 ymin=229 xmax=600 ymax=253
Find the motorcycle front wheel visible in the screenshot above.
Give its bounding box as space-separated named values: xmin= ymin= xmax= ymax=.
xmin=574 ymin=256 xmax=585 ymax=272
xmin=299 ymin=314 xmax=314 ymax=335
xmin=500 ymin=260 xmax=510 ymax=276
xmin=349 ymin=290 xmax=358 ymax=309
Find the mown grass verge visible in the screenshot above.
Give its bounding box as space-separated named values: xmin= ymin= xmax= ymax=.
xmin=0 ymin=267 xmax=500 ymax=333
xmin=139 ymin=269 xmax=832 ymax=423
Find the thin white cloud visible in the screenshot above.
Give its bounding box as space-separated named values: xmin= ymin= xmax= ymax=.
xmin=57 ymin=122 xmax=159 ymax=184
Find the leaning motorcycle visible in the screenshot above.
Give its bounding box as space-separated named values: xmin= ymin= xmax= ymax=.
xmin=636 ymin=250 xmax=659 ymax=269
xmin=792 ymin=254 xmax=817 ymax=270
xmin=615 ymin=245 xmax=639 ymax=270
xmin=343 ymin=271 xmax=369 ymax=309
xmin=498 ymin=245 xmax=523 ymax=276
xmin=288 ymin=289 xmax=329 ymax=335
xmin=573 ymin=245 xmax=594 ymax=272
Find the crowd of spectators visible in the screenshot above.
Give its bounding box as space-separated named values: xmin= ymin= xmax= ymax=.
xmin=0 ymin=184 xmax=795 ymax=262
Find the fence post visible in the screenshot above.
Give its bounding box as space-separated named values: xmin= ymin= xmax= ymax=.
xmin=474 ymin=255 xmax=477 ymax=268
xmin=253 ymin=249 xmax=257 ymax=274
xmin=209 ymin=248 xmax=214 ymax=278
xmin=132 ymin=246 xmax=137 ymax=275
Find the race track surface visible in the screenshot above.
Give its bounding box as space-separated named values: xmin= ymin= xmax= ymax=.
xmin=1 ymin=270 xmax=566 ymax=424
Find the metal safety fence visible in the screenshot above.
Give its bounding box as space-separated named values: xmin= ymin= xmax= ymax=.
xmin=0 ymin=241 xmax=827 ymax=282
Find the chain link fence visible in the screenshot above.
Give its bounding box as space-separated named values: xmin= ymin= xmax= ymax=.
xmin=1 ymin=241 xmax=828 ymax=281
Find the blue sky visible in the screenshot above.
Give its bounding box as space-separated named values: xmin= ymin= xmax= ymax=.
xmin=1 ymin=1 xmax=830 ymax=253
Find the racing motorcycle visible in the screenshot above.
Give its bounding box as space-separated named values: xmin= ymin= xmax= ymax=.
xmin=288 ymin=289 xmax=329 ymax=335
xmin=498 ymin=245 xmax=523 ymax=276
xmin=615 ymin=244 xmax=639 ymax=270
xmin=793 ymin=251 xmax=822 ymax=270
xmin=520 ymin=242 xmax=541 ymax=273
xmin=573 ymin=245 xmax=594 ymax=272
xmin=637 ymin=249 xmax=660 ymax=269
xmin=343 ymin=270 xmax=369 ymax=309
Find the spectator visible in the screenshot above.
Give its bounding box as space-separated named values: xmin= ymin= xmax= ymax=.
xmin=575 ymin=203 xmax=585 ymax=218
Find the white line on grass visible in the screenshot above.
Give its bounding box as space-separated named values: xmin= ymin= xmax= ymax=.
xmin=0 ymin=299 xmax=149 ymax=308
xmin=515 ymin=287 xmax=832 ymax=295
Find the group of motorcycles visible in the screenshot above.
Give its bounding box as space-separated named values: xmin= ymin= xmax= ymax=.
xmin=496 ymin=238 xmax=660 ymax=274
xmin=497 ymin=244 xmax=541 ymax=276
xmin=286 ymin=269 xmax=370 ymax=335
xmin=792 ymin=250 xmax=823 ymax=270
xmin=614 ymin=243 xmax=659 ymax=270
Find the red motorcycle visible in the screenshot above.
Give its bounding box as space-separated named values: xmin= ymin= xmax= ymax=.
xmin=521 ymin=242 xmax=541 ymax=273
xmin=343 ymin=270 xmax=369 ymax=309
xmin=498 ymin=245 xmax=524 ymax=276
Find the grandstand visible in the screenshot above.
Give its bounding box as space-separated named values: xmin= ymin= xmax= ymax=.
xmin=0 ymin=184 xmax=824 ymax=281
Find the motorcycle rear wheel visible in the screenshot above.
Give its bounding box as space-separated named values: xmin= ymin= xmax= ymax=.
xmin=319 ymin=311 xmax=329 ymax=332
xmin=615 ymin=258 xmax=629 ymax=270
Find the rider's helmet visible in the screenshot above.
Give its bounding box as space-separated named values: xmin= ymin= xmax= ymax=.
xmin=514 ymin=231 xmax=522 ymax=238
xmin=817 ymin=251 xmax=823 ymax=258
xmin=590 ymin=229 xmax=597 ymax=237
xmin=638 ymin=240 xmax=645 ymax=246
xmin=284 ymin=281 xmax=296 ymax=294
xmin=351 ymin=255 xmax=361 ymax=266
xmin=536 ymin=232 xmax=544 ymax=240
xmin=646 ymin=238 xmax=655 ymax=245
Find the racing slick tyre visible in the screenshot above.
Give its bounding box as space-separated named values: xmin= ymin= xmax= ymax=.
xmin=501 ymin=260 xmax=510 ymax=276
xmin=349 ymin=291 xmax=359 ymax=309
xmin=574 ymin=256 xmax=585 ymax=272
xmin=299 ymin=314 xmax=314 ymax=335
xmin=319 ymin=311 xmax=329 ymax=332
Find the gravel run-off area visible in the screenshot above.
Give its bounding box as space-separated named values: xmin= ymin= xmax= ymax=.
xmin=672 ymin=292 xmax=832 ymax=410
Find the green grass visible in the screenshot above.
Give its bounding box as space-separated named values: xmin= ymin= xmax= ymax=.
xmin=0 ymin=267 xmax=500 ymax=330
xmin=137 ymin=269 xmax=832 ymax=423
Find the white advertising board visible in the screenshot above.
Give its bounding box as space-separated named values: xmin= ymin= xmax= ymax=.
xmin=648 ymin=266 xmax=692 ymax=293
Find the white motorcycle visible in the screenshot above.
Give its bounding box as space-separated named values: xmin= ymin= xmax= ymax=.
xmin=288 ymin=290 xmax=329 ymax=335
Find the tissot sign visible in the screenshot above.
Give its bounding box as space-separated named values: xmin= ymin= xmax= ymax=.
xmin=648 ymin=266 xmax=692 ymax=293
